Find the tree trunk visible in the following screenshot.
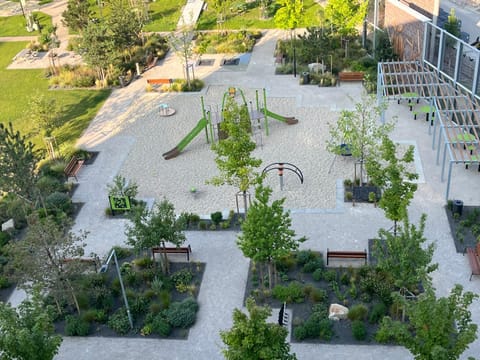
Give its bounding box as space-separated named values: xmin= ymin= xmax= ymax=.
xmin=268 ymin=260 xmax=273 ymax=290
xmin=259 ymin=263 xmax=264 ymax=291
xmin=66 ymin=278 xmax=81 ymax=314
xmin=243 ymin=190 xmax=248 ymax=215
xmin=160 ymin=241 xmax=169 ymax=274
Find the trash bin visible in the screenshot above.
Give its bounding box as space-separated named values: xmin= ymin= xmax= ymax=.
xmin=301 ymin=72 xmax=310 ymax=85
xmin=118 ymin=76 xmax=126 ymax=87
xmin=452 ymin=199 xmax=464 ymax=216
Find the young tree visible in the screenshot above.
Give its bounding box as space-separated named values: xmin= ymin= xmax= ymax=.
xmin=220 ymin=297 xmax=297 ymax=360
xmin=274 ymin=0 xmax=304 ymax=30
xmin=0 ymin=122 xmax=41 ymax=202
xmin=237 ymin=184 xmax=305 ymax=289
xmin=366 ymin=136 xmax=418 ymax=234
xmin=80 ymin=21 xmax=118 ymax=87
xmin=210 ymin=0 xmax=232 ymax=31
xmin=444 ymin=8 xmax=461 ymax=39
xmin=376 ymin=285 xmax=478 ymax=360
xmin=324 ymin=0 xmax=368 ymax=36
xmin=374 ymin=214 xmax=438 ymax=292
xmin=0 ymin=286 xmax=62 ymax=360
xmin=125 ymin=199 xmax=186 ymax=274
xmin=326 ymin=94 xmax=394 ymax=185
xmin=168 ymin=27 xmax=195 ymax=89
xmin=7 ymin=214 xmax=87 ymax=314
xmin=62 ymin=0 xmax=92 ymax=33
xmin=209 ymin=97 xmax=262 ymax=213
xmin=27 ymin=92 xmax=63 ymax=137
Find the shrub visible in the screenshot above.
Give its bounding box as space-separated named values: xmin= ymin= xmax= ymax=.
xmin=296 ymin=250 xmax=316 ymax=266
xmin=159 ymin=290 xmax=171 ymax=309
xmin=310 ymin=288 xmax=327 ymax=303
xmin=198 ymin=221 xmax=208 ymax=230
xmin=272 ymin=281 xmax=305 ymax=303
xmin=351 ymin=320 xmax=367 ymax=340
xmin=151 ymin=314 xmax=172 ymax=336
xmin=133 ymin=257 xmax=153 ymax=269
xmin=340 ymin=272 xmax=349 ymax=285
xmin=303 ymin=284 xmax=314 ymax=297
xmin=81 ymin=309 xmax=106 ymax=323
xmin=323 ymin=269 xmax=337 ymax=282
xmin=302 ymin=258 xmax=324 ymax=273
xmin=108 ymin=308 xmax=131 ymax=335
xmin=369 ymin=302 xmax=387 ymax=324
xmin=171 ymin=268 xmax=194 ymax=288
xmin=0 ymin=275 xmax=11 ymax=289
xmin=130 ymin=295 xmax=149 ymax=316
xmin=210 ymin=211 xmax=223 ymax=225
xmin=65 ymin=315 xmax=91 ymax=336
xmin=294 ymin=325 xmax=308 ymax=340
xmin=36 ymin=175 xmax=64 ymax=196
xmin=275 ymin=253 xmax=296 ymax=272
xmin=347 ymin=304 xmax=368 ymax=321
xmin=45 ymin=191 xmax=73 ymax=215
xmin=165 ymin=297 xmax=199 ymax=328
xmin=149 ymin=302 xmax=162 ymax=314
xmin=312 ymin=268 xmax=323 ymax=281
xmin=318 ymin=318 xmax=334 ymax=340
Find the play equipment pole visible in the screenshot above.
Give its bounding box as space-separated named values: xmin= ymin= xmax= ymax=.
xmin=200 ymin=96 xmax=210 ymax=144
xmin=263 ymin=88 xmax=269 ymax=136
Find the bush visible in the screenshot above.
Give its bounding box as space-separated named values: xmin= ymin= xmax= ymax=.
xmin=272 ymin=281 xmax=305 ymax=303
xmin=130 ymin=295 xmax=149 ymax=316
xmin=0 ymin=275 xmax=11 ymax=289
xmin=347 ymin=304 xmax=368 ymax=321
xmin=81 ymin=309 xmax=107 ymax=324
xmin=302 ymin=258 xmax=324 ymax=273
xmin=198 ymin=221 xmax=208 ymax=230
xmin=369 ymin=302 xmax=387 ymax=324
xmin=275 ymin=254 xmax=296 ymax=272
xmin=165 ymin=297 xmax=199 ymax=328
xmin=133 ymin=257 xmax=153 ymax=269
xmin=351 ymin=320 xmax=367 ymax=340
xmin=108 ymin=308 xmax=131 ymax=335
xmin=210 ymin=211 xmax=223 ymax=225
xmin=171 ymin=268 xmax=194 ymax=288
xmin=65 ymin=315 xmax=91 ymax=336
xmin=310 ymin=288 xmax=327 ymax=303
xmin=296 ymin=250 xmax=316 ymax=266
xmin=294 ymin=325 xmax=308 ymax=340
xmin=151 ymin=314 xmax=172 ymax=336
xmin=45 ymin=191 xmax=73 ymax=215
xmin=318 ymin=318 xmax=334 ymax=340
xmin=323 ymin=269 xmax=337 ymax=282
xmin=312 ymin=268 xmax=323 ymax=281
xmin=36 ymin=175 xmax=64 ymax=196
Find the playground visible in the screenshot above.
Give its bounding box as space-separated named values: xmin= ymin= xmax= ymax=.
xmin=118 ymin=85 xmax=357 ymax=214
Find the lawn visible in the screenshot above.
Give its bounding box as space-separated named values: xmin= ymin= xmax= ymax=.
xmin=0 ymin=12 xmax=52 ymax=37
xmin=0 ymin=42 xmax=110 ymax=153
xmin=196 ymin=0 xmax=321 ymax=30
xmin=144 ymin=0 xmax=185 ymax=32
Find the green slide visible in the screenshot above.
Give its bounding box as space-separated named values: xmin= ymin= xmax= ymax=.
xmin=262 ymin=108 xmax=298 ymax=125
xmin=162 ymin=118 xmax=208 ymax=160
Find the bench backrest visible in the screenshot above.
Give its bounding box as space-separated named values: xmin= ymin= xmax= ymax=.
xmin=147 ymin=78 xmax=172 ymax=85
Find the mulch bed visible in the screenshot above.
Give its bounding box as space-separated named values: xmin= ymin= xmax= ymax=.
xmin=445 ymin=205 xmax=480 ymax=253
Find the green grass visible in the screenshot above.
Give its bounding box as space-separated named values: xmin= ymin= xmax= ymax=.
xmin=197 ymin=0 xmax=322 ymax=30
xmin=0 ymin=42 xmax=110 ymax=152
xmin=0 ymin=12 xmax=52 ymax=37
xmin=144 ymin=0 xmax=185 ymax=32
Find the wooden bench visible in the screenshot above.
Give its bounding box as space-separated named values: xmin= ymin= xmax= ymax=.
xmin=464 ymin=247 xmax=480 ymax=281
xmin=152 ymin=245 xmax=192 ymax=261
xmin=146 ymin=78 xmax=173 ymax=90
xmin=338 ymin=72 xmax=364 ymax=84
xmin=327 ymin=248 xmax=367 ymax=265
xmin=64 ymin=156 xmax=84 ymax=181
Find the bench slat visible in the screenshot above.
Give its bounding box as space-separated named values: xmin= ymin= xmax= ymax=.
xmin=152 ymin=245 xmax=191 ymax=261
xmin=64 ymin=157 xmax=84 ymax=181
xmin=327 ymin=248 xmax=367 ymax=265
xmin=466 ymin=247 xmax=480 ymax=281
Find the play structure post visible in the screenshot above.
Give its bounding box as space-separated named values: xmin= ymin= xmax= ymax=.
xmin=263 ymin=88 xmax=269 ymax=136
xmin=278 ymin=163 xmax=284 ymax=190
xmin=201 ymin=96 xmax=210 ymax=144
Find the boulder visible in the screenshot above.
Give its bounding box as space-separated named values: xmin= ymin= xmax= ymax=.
xmin=328 ymin=303 xmax=349 ymax=321
xmin=308 ymin=62 xmax=326 ymax=73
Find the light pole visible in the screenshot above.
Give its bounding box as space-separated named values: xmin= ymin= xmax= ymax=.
xmin=100 ymin=249 xmax=133 ymax=329
xmin=292 ymin=29 xmax=297 ymax=78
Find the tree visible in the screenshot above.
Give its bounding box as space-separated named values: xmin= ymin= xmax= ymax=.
xmin=220 ymin=297 xmax=297 ymax=360
xmin=444 ymin=8 xmax=461 ymax=39
xmin=376 ymin=285 xmax=478 ymax=360
xmin=326 ymin=94 xmax=394 ymax=186
xmin=80 ymin=21 xmax=118 ymax=87
xmin=7 ymin=214 xmax=87 ymax=314
xmin=0 ymin=286 xmax=62 ymax=360
xmin=274 ymin=0 xmax=304 ymax=30
xmin=62 ymin=0 xmax=92 ymax=33
xmin=374 ymin=214 xmax=438 ymax=292
xmin=27 ymin=92 xmax=63 ymax=137
xmin=237 ymin=184 xmax=305 ymax=289
xmin=0 ymin=122 xmax=41 ymax=202
xmin=209 ymin=96 xmax=262 ymax=213
xmin=210 ymin=0 xmax=232 ymax=31
xmin=107 ymin=0 xmax=144 ymax=63
xmin=365 ymin=136 xmax=418 ymax=233
xmin=125 ymin=199 xmax=186 ymax=274
xmin=168 ymin=27 xmax=195 ymax=89
xmin=324 ymin=0 xmax=368 ymax=37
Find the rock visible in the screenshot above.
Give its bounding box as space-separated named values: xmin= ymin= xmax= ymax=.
xmin=308 ymin=63 xmax=326 ymax=73
xmin=328 ymin=303 xmax=349 ymax=321
xmin=1 ymin=218 xmax=14 ymax=232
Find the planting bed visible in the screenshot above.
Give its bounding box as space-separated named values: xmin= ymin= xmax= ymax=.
xmin=445 ymin=205 xmax=480 ymax=253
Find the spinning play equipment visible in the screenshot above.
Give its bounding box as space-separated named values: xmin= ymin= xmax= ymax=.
xmin=162 ymin=89 xmax=298 ymax=160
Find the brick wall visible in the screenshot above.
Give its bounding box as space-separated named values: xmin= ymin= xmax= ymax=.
xmin=384 ymin=0 xmax=431 ymax=60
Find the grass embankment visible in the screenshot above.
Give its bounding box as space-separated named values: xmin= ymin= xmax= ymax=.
xmin=0 ymin=42 xmax=110 ymax=152
xmin=0 ymin=12 xmax=52 ymax=37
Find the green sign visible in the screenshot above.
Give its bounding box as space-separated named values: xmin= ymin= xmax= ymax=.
xmin=109 ymin=195 xmax=131 ymax=211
